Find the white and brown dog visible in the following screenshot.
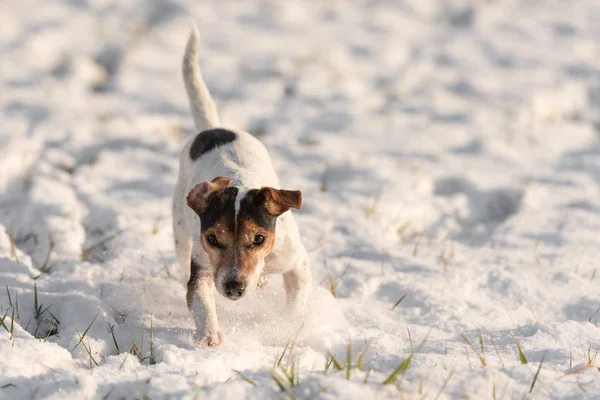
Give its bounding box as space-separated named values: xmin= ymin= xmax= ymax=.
xmin=172 ymin=24 xmax=311 ymax=347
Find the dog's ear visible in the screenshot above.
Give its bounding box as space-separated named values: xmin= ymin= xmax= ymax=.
xmin=258 ymin=187 xmax=302 ymax=216
xmin=210 ymin=176 xmax=233 ymax=188
xmin=186 ymin=176 xmax=233 ymax=213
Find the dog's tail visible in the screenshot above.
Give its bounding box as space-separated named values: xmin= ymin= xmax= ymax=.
xmin=183 ymin=22 xmax=220 ymax=131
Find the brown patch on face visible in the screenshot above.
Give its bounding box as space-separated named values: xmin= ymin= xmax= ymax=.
xmin=200 ymin=219 xmax=236 ymax=280
xmin=235 ymin=219 xmax=276 ymax=276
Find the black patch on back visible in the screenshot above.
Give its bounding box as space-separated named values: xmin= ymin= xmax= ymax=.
xmin=199 ymin=187 xmax=238 ymax=232
xmin=237 ymin=189 xmax=278 ymax=231
xmin=189 ymin=128 xmax=237 ymax=160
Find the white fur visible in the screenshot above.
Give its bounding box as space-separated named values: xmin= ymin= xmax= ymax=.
xmin=173 ymin=23 xmax=311 ymax=347
xmin=182 ymin=23 xmax=219 ymax=131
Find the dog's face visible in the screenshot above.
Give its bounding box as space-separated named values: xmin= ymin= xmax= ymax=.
xmin=186 ymin=176 xmax=301 ymax=300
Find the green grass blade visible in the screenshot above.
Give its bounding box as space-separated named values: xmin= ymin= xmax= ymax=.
xmin=392 ymin=294 xmax=408 ymax=310
xmin=588 ymin=307 xmax=600 ymax=323
xmin=383 ymin=354 xmax=413 ymax=385
xmin=346 ymin=341 xmax=352 ymax=380
xmin=39 ymin=233 xmax=55 ymax=273
xmin=149 ymin=315 xmax=155 ymax=365
xmin=383 ymin=332 xmax=429 ymax=385
xmin=14 ymin=294 xmax=19 ymax=320
xmin=268 ymin=370 xmax=296 ymax=400
xmin=511 ymin=334 xmax=528 ymax=364
xmin=81 ymin=231 xmax=123 ymax=261
xmin=232 ymin=370 xmax=257 ymax=386
xmin=6 ymin=285 xmax=12 ymax=307
xmin=277 ymin=339 xmax=290 ymax=367
xmin=461 ymin=334 xmax=486 ymax=366
xmin=324 ymin=261 xmax=336 ymax=298
xmin=327 ymin=351 xmax=343 ymax=370
xmin=529 ymin=353 xmax=546 ymax=393
xmin=478 ymin=330 xmax=485 ymax=359
xmin=407 ymin=327 xmax=414 ymax=353
xmin=109 ymin=324 xmax=121 ymax=354
xmin=77 ymin=335 xmax=98 ymax=368
xmin=416 ymin=331 xmax=430 ymax=353
xmin=34 ymin=283 xmax=38 ymax=314
xmin=268 ymin=370 xmax=286 ymax=391
xmin=47 ymin=311 xmax=61 ymax=326
xmin=357 ymin=345 xmax=370 ymax=371
xmin=23 ymin=316 xmax=32 ymax=331
xmin=44 ymin=318 xmax=58 ymax=342
xmin=139 ymin=324 xmax=144 ymax=357
xmin=129 ymin=344 xmax=141 ymax=359
xmin=325 ymin=356 xmax=334 ymax=373
xmin=288 ymin=362 xmax=297 ymax=386
xmin=0 ymin=311 xmax=8 ymax=332
xmin=362 ymin=369 xmax=371 ymax=384
xmin=9 ymin=307 xmax=15 ymax=340
xmin=73 ymin=313 xmax=99 ymax=351
xmin=38 ymin=304 xmax=51 ymax=319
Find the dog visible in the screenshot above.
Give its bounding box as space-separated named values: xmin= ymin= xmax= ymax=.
xmin=172 ymin=24 xmax=312 ymax=347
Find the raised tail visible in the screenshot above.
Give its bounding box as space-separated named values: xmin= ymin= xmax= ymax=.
xmin=182 ymin=22 xmax=220 ymax=131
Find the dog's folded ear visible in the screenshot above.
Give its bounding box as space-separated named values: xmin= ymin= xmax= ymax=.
xmin=187 ymin=176 xmax=233 ymax=213
xmin=258 ymin=187 xmax=302 ymax=216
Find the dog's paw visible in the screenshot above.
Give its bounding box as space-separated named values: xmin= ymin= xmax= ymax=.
xmin=194 ymin=331 xmax=224 ymax=348
xmin=257 ymin=275 xmax=270 ymax=290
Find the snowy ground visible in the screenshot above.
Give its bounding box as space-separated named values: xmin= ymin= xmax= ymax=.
xmin=1 ymin=0 xmax=600 ymax=398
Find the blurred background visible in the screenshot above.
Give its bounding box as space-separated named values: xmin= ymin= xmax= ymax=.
xmin=2 ymin=0 xmax=599 ymax=256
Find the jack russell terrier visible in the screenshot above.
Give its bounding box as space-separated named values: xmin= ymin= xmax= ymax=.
xmin=172 ymin=24 xmax=311 ymax=347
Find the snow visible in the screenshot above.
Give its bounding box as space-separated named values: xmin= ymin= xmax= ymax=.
xmin=1 ymin=0 xmax=600 ymax=398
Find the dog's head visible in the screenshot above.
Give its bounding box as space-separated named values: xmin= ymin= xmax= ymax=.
xmin=186 ymin=176 xmax=301 ymax=300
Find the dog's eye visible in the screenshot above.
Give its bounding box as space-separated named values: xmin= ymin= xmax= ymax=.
xmin=206 ymin=234 xmax=219 ymax=246
xmin=253 ymin=234 xmax=265 ymax=246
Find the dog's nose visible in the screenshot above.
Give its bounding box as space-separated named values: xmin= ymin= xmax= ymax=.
xmin=224 ymin=280 xmax=245 ymax=299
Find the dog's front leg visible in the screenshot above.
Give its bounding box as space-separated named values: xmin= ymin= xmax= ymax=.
xmin=187 ymin=259 xmax=223 ymax=347
xmin=282 ymin=251 xmax=311 ymax=314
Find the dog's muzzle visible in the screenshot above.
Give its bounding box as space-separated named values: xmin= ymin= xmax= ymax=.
xmin=224 ymin=279 xmax=245 ymax=300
